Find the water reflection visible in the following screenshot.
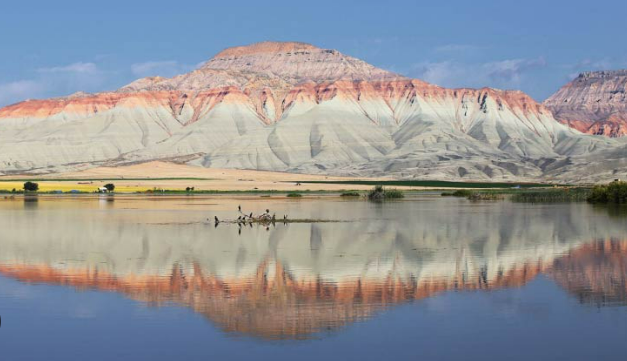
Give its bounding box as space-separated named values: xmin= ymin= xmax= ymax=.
xmin=550 ymin=240 xmax=627 ymax=307
xmin=0 ymin=196 xmax=626 ymax=339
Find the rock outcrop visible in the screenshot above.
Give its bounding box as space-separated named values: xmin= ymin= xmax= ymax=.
xmin=0 ymin=41 xmax=625 ymax=181
xmin=544 ymin=70 xmax=627 ymax=137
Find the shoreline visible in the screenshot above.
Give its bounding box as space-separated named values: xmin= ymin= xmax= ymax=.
xmin=0 ymin=161 xmax=568 ymax=194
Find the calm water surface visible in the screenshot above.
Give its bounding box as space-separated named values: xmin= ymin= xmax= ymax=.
xmin=0 ymin=194 xmax=626 ymax=360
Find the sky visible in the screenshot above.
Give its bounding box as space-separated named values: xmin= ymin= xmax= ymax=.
xmin=1 ymin=0 xmax=626 ymax=107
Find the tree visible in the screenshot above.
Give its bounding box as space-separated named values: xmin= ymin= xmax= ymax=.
xmin=23 ymin=181 xmax=39 ymax=192
xmin=104 ymin=183 xmax=115 ymax=192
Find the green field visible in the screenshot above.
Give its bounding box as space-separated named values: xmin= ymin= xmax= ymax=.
xmin=297 ymin=180 xmax=553 ymax=189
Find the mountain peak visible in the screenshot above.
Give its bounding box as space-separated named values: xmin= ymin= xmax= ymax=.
xmin=200 ymin=40 xmax=402 ymax=84
xmin=117 ymin=41 xmax=403 ymax=93
xmin=213 ymin=41 xmax=319 ymax=58
xmin=544 ymin=68 xmax=627 ymax=137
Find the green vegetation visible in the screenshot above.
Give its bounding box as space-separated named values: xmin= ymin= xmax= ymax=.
xmin=286 ymin=192 xmax=303 ymax=198
xmin=441 ymin=189 xmax=473 ymax=197
xmin=587 ymin=181 xmax=627 ymax=204
xmin=340 ymin=191 xmax=361 ymax=197
xmin=23 ymin=181 xmax=39 ymax=192
xmin=441 ymin=187 xmax=592 ymax=203
xmin=367 ymin=185 xmax=404 ymax=201
xmin=298 ymin=180 xmax=551 ymax=189
xmin=104 ymin=183 xmax=115 ymax=192
xmin=139 ymin=189 xmax=330 ymax=195
xmin=511 ymin=188 xmax=592 ymax=203
xmin=467 ymin=192 xmax=504 ymax=201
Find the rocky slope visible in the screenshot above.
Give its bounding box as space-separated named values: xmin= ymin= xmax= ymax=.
xmin=0 ymin=41 xmax=625 ymax=181
xmin=544 ymin=70 xmax=627 ymax=137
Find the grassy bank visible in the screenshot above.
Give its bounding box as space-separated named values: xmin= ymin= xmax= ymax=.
xmin=441 ymin=190 xmax=473 ymax=197
xmin=340 ymin=191 xmax=361 ymax=197
xmin=511 ymin=188 xmax=592 ymax=203
xmin=441 ymin=187 xmax=594 ymax=203
xmin=587 ymin=181 xmax=627 ymax=204
xmin=298 ymin=180 xmax=552 ymax=189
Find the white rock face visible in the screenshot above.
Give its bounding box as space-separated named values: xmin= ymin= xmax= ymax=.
xmin=0 ymin=41 xmax=625 ymax=181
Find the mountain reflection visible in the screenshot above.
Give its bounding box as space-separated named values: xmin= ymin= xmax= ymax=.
xmin=550 ymin=240 xmax=627 ymax=307
xmin=0 ymin=198 xmax=626 ymax=339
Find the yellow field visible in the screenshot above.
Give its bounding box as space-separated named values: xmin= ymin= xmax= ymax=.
xmin=0 ymin=181 xmax=152 ymax=193
xmin=0 ymin=162 xmax=395 ymax=193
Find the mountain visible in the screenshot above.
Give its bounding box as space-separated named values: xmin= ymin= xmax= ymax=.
xmin=545 ymin=70 xmax=627 ymax=137
xmin=0 ymin=41 xmax=625 ymax=181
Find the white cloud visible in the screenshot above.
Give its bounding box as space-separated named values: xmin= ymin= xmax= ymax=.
xmin=434 ymin=44 xmax=482 ymax=53
xmin=37 ymin=62 xmax=99 ymax=74
xmin=565 ymin=58 xmax=619 ymax=80
xmin=131 ymin=60 xmax=194 ymax=78
xmin=0 ymin=80 xmax=45 ymax=106
xmin=369 ymin=36 xmax=399 ymax=45
xmin=484 ymin=57 xmax=546 ymax=84
xmin=412 ymin=61 xmax=462 ymax=86
xmin=38 ymin=62 xmax=106 ymax=95
xmin=411 ymin=57 xmax=546 ymax=90
xmin=0 ymin=62 xmax=109 ymax=107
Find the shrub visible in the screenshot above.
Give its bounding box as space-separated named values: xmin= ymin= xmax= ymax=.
xmin=367 ymin=185 xmax=404 ymax=201
xmin=104 ymin=183 xmax=115 ymax=192
xmin=385 ymin=189 xmax=405 ymax=199
xmin=467 ymin=192 xmax=504 ymax=201
xmin=442 ymin=189 xmax=473 ymax=197
xmin=287 ymin=192 xmax=302 ymax=198
xmin=587 ymin=181 xmax=627 ymax=204
xmin=453 ymin=189 xmax=472 ymax=197
xmin=23 ymin=181 xmax=39 ymax=192
xmin=512 ymin=188 xmax=591 ymax=203
xmin=340 ymin=191 xmax=361 ymax=197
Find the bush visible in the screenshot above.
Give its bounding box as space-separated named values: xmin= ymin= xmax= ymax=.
xmin=104 ymin=183 xmax=115 ymax=192
xmin=512 ymin=188 xmax=591 ymax=203
xmin=367 ymin=185 xmax=404 ymax=201
xmin=467 ymin=192 xmax=504 ymax=201
xmin=385 ymin=189 xmax=405 ymax=199
xmin=286 ymin=192 xmax=302 ymax=198
xmin=340 ymin=191 xmax=360 ymax=197
xmin=442 ymin=189 xmax=472 ymax=197
xmin=23 ymin=181 xmax=39 ymax=192
xmin=587 ymin=181 xmax=627 ymax=204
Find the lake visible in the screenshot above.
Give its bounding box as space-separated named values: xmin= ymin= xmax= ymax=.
xmin=0 ymin=194 xmax=626 ymax=360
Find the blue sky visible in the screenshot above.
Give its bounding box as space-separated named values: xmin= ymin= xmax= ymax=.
xmin=1 ymin=0 xmax=625 ymax=106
